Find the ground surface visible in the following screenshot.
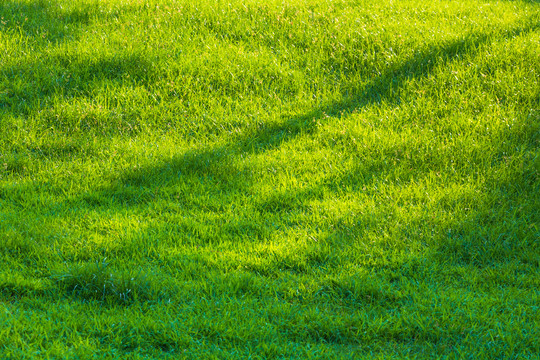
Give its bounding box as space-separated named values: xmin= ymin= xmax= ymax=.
xmin=0 ymin=0 xmax=539 ymax=358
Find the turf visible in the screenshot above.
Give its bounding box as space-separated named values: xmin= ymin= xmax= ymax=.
xmin=0 ymin=0 xmax=539 ymax=358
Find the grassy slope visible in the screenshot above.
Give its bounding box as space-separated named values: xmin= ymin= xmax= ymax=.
xmin=0 ymin=0 xmax=539 ymax=358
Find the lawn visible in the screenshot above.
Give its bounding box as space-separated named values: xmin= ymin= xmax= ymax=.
xmin=0 ymin=0 xmax=539 ymax=358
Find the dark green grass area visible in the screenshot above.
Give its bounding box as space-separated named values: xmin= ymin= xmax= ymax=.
xmin=1 ymin=0 xmax=539 ymax=358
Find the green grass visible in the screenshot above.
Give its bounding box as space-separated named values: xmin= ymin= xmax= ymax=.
xmin=1 ymin=0 xmax=539 ymax=358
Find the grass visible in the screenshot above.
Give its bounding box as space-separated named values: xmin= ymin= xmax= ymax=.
xmin=0 ymin=0 xmax=539 ymax=358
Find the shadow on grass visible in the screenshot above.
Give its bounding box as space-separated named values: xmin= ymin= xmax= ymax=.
xmin=40 ymin=16 xmax=535 ymax=272
xmin=0 ymin=0 xmax=154 ymax=123
xmin=0 ymin=9 xmax=538 ymax=305
xmin=0 ymin=0 xmax=139 ymax=42
xmin=77 ymin=18 xmax=538 ymax=183
xmin=0 ymin=1 xmax=91 ymax=43
xmin=1 ymin=53 xmax=156 ymax=113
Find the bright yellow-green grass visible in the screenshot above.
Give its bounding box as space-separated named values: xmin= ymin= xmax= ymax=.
xmin=1 ymin=0 xmax=539 ymax=358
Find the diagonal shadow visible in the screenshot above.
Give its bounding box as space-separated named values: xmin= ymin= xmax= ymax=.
xmin=82 ymin=16 xmax=540 ymax=195
xmin=52 ymin=16 xmax=538 ymax=270
xmin=1 ymin=13 xmax=537 ymax=269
